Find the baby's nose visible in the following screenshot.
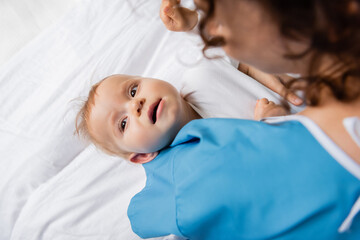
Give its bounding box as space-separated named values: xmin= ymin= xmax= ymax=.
xmin=131 ymin=98 xmax=145 ymax=115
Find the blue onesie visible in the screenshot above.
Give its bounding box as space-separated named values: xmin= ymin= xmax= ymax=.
xmin=127 ymin=117 xmax=360 ymax=240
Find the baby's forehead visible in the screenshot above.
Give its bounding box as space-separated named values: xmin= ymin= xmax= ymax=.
xmin=87 ymin=103 xmax=120 ymax=153
xmin=93 ymin=75 xmax=126 ymax=99
xmin=103 ymin=74 xmax=139 ymax=84
xmin=98 ymin=74 xmax=129 ymax=89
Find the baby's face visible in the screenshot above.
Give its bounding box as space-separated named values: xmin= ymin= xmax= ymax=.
xmin=89 ymin=75 xmax=186 ymax=156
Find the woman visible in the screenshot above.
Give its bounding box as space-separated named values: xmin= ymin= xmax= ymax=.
xmin=128 ymin=1 xmax=360 ymax=239
xmin=160 ymin=0 xmax=360 ymax=163
xmin=195 ymin=0 xmax=360 ymax=154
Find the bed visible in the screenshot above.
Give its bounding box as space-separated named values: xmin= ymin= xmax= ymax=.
xmin=0 ymin=0 xmax=300 ymax=239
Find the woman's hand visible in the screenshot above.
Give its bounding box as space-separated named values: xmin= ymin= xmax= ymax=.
xmin=160 ymin=0 xmax=198 ymax=32
xmin=238 ymin=63 xmax=303 ymax=106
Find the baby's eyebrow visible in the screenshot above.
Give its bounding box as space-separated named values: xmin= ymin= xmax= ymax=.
xmin=110 ymin=110 xmax=123 ymax=140
xmin=108 ymin=102 xmax=127 ymax=139
xmin=118 ymin=78 xmax=133 ymax=96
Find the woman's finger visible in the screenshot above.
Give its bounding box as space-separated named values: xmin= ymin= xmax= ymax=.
xmin=286 ymin=91 xmax=303 ymax=105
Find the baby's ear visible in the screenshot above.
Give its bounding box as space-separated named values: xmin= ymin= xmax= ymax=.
xmin=129 ymin=152 xmax=159 ymax=164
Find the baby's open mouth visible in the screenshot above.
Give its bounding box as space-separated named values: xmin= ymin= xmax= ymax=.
xmin=152 ymin=103 xmax=159 ymax=123
xmin=148 ymin=99 xmax=162 ymax=124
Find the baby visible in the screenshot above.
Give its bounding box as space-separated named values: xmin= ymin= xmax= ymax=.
xmin=76 ymin=74 xmax=287 ymax=161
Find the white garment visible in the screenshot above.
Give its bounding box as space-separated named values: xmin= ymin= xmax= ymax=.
xmin=180 ymin=58 xmax=305 ymax=119
xmin=344 ymin=117 xmax=360 ymax=148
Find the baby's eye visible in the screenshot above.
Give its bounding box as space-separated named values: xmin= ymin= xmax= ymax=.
xmin=130 ymin=85 xmax=138 ymax=97
xmin=119 ymin=117 xmax=128 ymax=131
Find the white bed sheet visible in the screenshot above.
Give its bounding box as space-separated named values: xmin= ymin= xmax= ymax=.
xmin=0 ymin=0 xmax=301 ymax=239
xmin=0 ymin=0 xmax=82 ymax=67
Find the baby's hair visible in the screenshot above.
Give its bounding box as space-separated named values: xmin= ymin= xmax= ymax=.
xmin=75 ymin=78 xmax=128 ymax=158
xmin=75 ymin=80 xmax=102 ymax=142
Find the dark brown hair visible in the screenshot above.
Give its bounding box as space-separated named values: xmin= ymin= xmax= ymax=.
xmin=198 ymin=0 xmax=360 ymax=105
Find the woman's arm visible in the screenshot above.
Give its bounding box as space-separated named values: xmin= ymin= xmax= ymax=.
xmin=238 ymin=63 xmax=303 ymax=106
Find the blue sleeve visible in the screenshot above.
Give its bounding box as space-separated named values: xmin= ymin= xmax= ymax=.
xmin=127 ymin=147 xmax=184 ymax=238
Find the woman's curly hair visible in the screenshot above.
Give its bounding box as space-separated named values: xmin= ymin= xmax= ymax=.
xmin=198 ymin=0 xmax=360 ymax=105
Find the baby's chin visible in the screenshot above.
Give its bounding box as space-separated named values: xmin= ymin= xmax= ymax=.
xmin=145 ymin=131 xmax=178 ymax=153
xmin=148 ymin=138 xmax=173 ymax=153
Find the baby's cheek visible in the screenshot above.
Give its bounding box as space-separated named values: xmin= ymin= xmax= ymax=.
xmin=144 ymin=132 xmax=170 ymax=152
xmin=130 ymin=128 xmax=163 ymax=153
